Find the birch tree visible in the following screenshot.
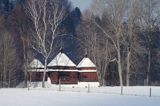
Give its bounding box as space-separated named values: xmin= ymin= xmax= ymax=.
xmin=91 ymin=0 xmax=127 ymax=86
xmin=26 ymin=0 xmax=69 ymax=87
xmin=0 ymin=31 xmax=19 ymax=87
xmin=11 ymin=4 xmax=31 ymax=88
xmin=76 ymin=12 xmax=112 ymax=85
xmin=124 ymin=0 xmax=143 ymax=86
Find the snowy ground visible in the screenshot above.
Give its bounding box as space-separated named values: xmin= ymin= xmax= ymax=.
xmin=0 ymin=87 xmax=160 ymax=106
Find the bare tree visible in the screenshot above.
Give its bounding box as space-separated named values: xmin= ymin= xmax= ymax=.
xmin=76 ymin=12 xmax=112 ymax=86
xmin=0 ymin=31 xmax=20 ymax=87
xmin=10 ymin=4 xmax=31 ymax=89
xmin=26 ymin=0 xmax=69 ymax=87
xmin=124 ymin=0 xmax=143 ymax=86
xmin=138 ymin=0 xmax=160 ymax=85
xmin=91 ymin=0 xmax=160 ymax=86
xmin=90 ymin=0 xmax=127 ymax=86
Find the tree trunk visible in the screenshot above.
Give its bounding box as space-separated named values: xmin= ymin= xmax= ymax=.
xmin=146 ymin=50 xmax=151 ymax=85
xmin=117 ymin=48 xmax=123 ymax=87
xmin=117 ymin=37 xmax=123 ymax=87
xmin=102 ymin=78 xmax=106 ymax=86
xmin=97 ymin=69 xmax=102 ymax=86
xmin=22 ymin=39 xmax=29 ymax=88
xmin=126 ymin=51 xmax=131 ymax=86
xmin=42 ymin=58 xmax=47 ymax=88
xmin=3 ymin=44 xmax=6 ymax=88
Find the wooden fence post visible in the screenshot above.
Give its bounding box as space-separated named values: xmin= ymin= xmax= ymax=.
xmin=149 ymin=87 xmax=151 ymax=97
xmin=88 ymin=84 xmax=90 ymax=93
xmin=121 ymin=86 xmax=123 ymax=95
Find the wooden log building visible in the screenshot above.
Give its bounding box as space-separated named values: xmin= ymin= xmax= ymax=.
xmin=47 ymin=51 xmax=78 ymax=84
xmin=28 ymin=53 xmax=99 ymax=86
xmin=28 ymin=59 xmax=47 ymax=82
xmin=77 ymin=56 xmax=98 ymax=82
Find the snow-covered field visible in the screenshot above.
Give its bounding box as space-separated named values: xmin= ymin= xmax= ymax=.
xmin=0 ymin=87 xmax=160 ymax=106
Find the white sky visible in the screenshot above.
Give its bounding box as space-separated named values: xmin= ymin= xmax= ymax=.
xmin=69 ymin=0 xmax=93 ymax=11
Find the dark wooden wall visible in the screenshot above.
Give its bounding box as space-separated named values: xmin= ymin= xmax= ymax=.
xmin=48 ymin=71 xmax=59 ymax=84
xmin=78 ymin=67 xmax=96 ymax=70
xmin=48 ymin=71 xmax=78 ymax=84
xmin=79 ymin=72 xmax=98 ymax=82
xmin=28 ymin=70 xmax=99 ymax=84
xmin=28 ymin=72 xmax=47 ymax=82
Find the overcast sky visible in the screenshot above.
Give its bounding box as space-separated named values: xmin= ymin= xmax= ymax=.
xmin=70 ymin=0 xmax=93 ymax=11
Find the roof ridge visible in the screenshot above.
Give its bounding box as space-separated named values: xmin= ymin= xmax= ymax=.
xmin=48 ymin=52 xmax=76 ymax=67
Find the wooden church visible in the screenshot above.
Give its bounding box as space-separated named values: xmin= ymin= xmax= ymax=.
xmin=77 ymin=56 xmax=98 ymax=82
xmin=27 ymin=52 xmax=99 ymax=87
xmin=28 ymin=59 xmax=47 ymax=82
xmin=47 ymin=51 xmax=78 ymax=84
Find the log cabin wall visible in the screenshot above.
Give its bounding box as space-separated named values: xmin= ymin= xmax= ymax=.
xmin=48 ymin=71 xmax=59 ymax=84
xmin=78 ymin=67 xmax=96 ymax=70
xmin=79 ymin=72 xmax=98 ymax=82
xmin=59 ymin=72 xmax=78 ymax=84
xmin=28 ymin=72 xmax=47 ymax=82
xmin=48 ymin=71 xmax=78 ymax=84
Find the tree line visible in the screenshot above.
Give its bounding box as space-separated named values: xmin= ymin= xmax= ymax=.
xmin=77 ymin=0 xmax=160 ymax=86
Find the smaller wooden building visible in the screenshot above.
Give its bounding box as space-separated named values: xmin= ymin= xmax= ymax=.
xmin=77 ymin=56 xmax=99 ymax=86
xmin=28 ymin=59 xmax=47 ymax=82
xmin=47 ymin=52 xmax=78 ymax=84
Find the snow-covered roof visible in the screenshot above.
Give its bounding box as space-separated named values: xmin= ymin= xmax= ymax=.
xmin=48 ymin=52 xmax=76 ymax=67
xmin=77 ymin=57 xmax=96 ymax=68
xmin=78 ymin=70 xmax=97 ymax=72
xmin=29 ymin=59 xmax=44 ymax=68
xmin=28 ymin=69 xmax=46 ymax=72
xmin=47 ymin=69 xmax=78 ymax=72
